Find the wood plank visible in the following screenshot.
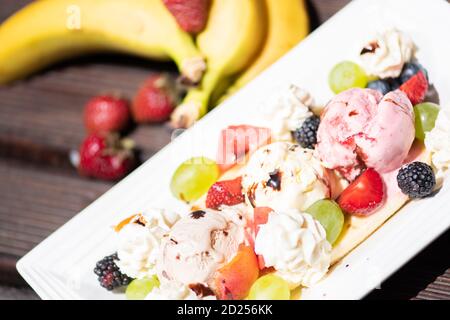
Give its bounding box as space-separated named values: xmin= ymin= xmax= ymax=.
xmin=0 ymin=158 xmax=111 ymax=284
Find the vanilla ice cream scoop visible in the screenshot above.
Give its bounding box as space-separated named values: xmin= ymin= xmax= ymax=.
xmin=146 ymin=280 xmax=216 ymax=300
xmin=242 ymin=142 xmax=330 ymax=212
xmin=156 ymin=206 xmax=247 ymax=287
xmin=316 ymin=88 xmax=415 ymax=181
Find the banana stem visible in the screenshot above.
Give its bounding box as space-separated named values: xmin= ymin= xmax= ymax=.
xmin=165 ymin=35 xmax=206 ymax=84
xmin=170 ymin=69 xmax=223 ymax=128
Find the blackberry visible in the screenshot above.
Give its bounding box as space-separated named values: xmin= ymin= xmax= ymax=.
xmin=94 ymin=253 xmax=132 ymax=291
xmin=293 ymin=115 xmax=320 ymax=149
xmin=397 ymin=162 xmax=436 ymax=198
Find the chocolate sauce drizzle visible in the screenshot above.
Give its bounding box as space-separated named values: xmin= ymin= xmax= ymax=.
xmin=360 ymin=41 xmax=380 ymax=55
xmin=190 ymin=210 xmax=206 ymax=219
xmin=189 ymin=283 xmax=215 ymax=298
xmin=267 ymin=169 xmax=282 ymax=191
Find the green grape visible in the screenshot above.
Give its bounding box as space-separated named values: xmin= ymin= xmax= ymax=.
xmin=170 ymin=157 xmax=220 ymax=202
xmin=126 ymin=276 xmax=159 ymax=300
xmin=247 ymin=274 xmax=290 ymax=300
xmin=306 ymin=199 xmax=344 ymax=245
xmin=329 ymin=61 xmax=368 ymax=94
xmin=414 ymin=102 xmax=440 ymax=141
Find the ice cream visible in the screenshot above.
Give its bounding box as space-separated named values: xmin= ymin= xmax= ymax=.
xmin=254 ymin=209 xmax=331 ymax=288
xmin=258 ymin=84 xmax=314 ymax=141
xmin=425 ymin=106 xmax=450 ymax=181
xmin=359 ymin=28 xmax=414 ymax=79
xmin=316 ymin=88 xmax=415 ymax=181
xmin=145 ymin=280 xmax=216 ymax=300
xmin=156 ymin=205 xmax=248 ymax=288
xmin=116 ymin=209 xmax=179 ymax=279
xmin=242 ymin=142 xmax=330 ymax=212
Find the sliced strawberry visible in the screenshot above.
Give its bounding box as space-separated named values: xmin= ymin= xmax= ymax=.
xmin=205 ymin=177 xmax=244 ymax=210
xmin=337 ymin=168 xmax=384 ymax=215
xmin=399 ymin=71 xmax=428 ymax=105
xmin=217 ymin=125 xmax=271 ymax=172
xmin=253 ymin=207 xmax=273 ymax=270
xmin=163 ymin=0 xmax=211 ymax=34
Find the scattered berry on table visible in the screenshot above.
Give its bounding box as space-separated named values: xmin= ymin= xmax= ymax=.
xmin=397 ymin=161 xmax=436 ymax=198
xmin=132 ymin=74 xmax=179 ymax=123
xmin=94 ymin=253 xmax=132 ymax=291
xmin=293 ymin=115 xmax=320 ymax=149
xmin=78 ymin=133 xmax=135 ymax=181
xmin=399 ymin=71 xmax=428 ymax=105
xmin=84 ymin=95 xmax=131 ymax=133
xmin=367 ymin=79 xmax=391 ymax=95
xmin=399 ymin=62 xmax=429 ymax=84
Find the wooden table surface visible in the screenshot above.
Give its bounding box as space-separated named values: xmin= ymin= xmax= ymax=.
xmin=0 ymin=0 xmax=449 ymax=300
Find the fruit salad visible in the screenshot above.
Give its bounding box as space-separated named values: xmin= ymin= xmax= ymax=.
xmin=93 ymin=29 xmax=449 ymax=300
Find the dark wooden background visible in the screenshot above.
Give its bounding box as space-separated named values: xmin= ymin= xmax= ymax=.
xmin=0 ymin=0 xmax=449 ymax=300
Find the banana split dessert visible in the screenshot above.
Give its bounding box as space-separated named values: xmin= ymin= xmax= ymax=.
xmin=93 ymin=29 xmax=449 ymax=300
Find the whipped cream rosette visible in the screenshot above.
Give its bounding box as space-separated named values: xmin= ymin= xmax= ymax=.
xmin=259 ymin=85 xmax=314 ymax=141
xmin=255 ymin=209 xmax=331 ymax=288
xmin=425 ymin=106 xmax=450 ymax=182
xmin=360 ymin=29 xmax=414 ymax=79
xmin=116 ymin=209 xmax=179 ymax=279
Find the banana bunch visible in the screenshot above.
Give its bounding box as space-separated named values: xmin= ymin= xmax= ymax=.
xmin=0 ymin=0 xmax=206 ymax=84
xmin=171 ymin=0 xmax=310 ymax=128
xmin=0 ymin=0 xmax=309 ymax=128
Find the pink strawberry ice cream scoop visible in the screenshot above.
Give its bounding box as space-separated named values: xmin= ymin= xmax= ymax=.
xmin=316 ymin=88 xmax=415 ymax=181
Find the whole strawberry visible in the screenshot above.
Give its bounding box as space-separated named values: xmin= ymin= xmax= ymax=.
xmin=78 ymin=133 xmax=135 ymax=181
xmin=206 ymin=176 xmax=244 ymax=210
xmin=132 ymin=74 xmax=179 ymax=123
xmin=84 ymin=95 xmax=131 ymax=133
xmin=163 ymin=0 xmax=211 ymax=34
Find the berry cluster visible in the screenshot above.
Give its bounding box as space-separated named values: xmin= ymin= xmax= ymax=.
xmin=367 ymin=62 xmax=429 ymax=105
xmin=78 ymin=74 xmax=179 ymax=181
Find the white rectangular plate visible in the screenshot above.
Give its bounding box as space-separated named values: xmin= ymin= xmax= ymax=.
xmin=17 ymin=0 xmax=450 ymax=300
